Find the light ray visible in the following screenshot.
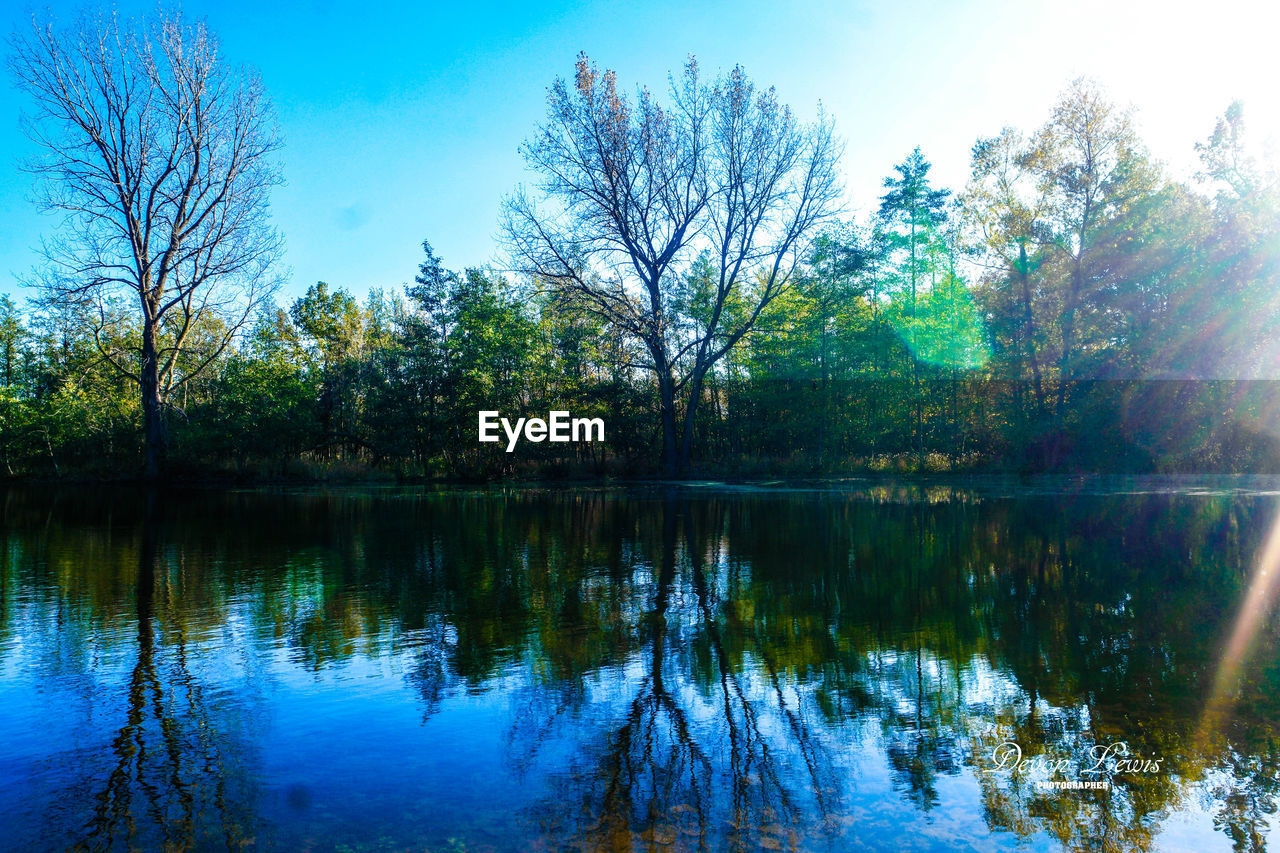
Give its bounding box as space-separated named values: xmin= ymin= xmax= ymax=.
xmin=1196 ymin=499 xmax=1280 ymax=749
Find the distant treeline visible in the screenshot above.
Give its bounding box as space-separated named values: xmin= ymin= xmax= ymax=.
xmin=1 ymin=80 xmax=1279 ymax=480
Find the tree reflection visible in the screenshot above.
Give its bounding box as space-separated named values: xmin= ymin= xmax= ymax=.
xmin=1213 ymin=745 xmax=1280 ymax=853
xmin=511 ymin=497 xmax=841 ymax=851
xmin=84 ymin=494 xmax=260 ymax=851
xmin=5 ymin=484 xmax=1280 ymax=851
xmin=1 ymin=490 xmax=261 ymax=850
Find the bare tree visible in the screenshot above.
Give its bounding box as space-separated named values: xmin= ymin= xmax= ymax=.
xmin=504 ymin=54 xmax=841 ymax=474
xmin=10 ymin=9 xmax=283 ymax=478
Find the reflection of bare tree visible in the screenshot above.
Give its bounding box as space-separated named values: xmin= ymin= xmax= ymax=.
xmin=688 ymin=521 xmax=839 ymax=850
xmin=517 ymin=502 xmax=714 ymax=850
xmin=83 ymin=494 xmax=258 ymax=851
xmin=517 ymin=498 xmax=843 ymax=852
xmin=16 ymin=486 xmax=1280 ymax=851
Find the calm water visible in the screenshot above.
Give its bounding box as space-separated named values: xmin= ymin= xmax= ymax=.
xmin=3 ymin=481 xmax=1280 ymax=852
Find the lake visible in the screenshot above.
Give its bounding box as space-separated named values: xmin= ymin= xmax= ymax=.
xmin=2 ymin=481 xmax=1280 ymax=851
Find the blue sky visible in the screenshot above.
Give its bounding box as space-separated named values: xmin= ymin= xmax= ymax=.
xmin=2 ymin=0 xmax=1277 ymax=304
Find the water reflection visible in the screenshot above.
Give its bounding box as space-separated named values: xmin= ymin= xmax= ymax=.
xmin=2 ymin=483 xmax=1280 ymax=851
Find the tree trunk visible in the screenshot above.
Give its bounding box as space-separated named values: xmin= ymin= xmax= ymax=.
xmin=678 ymin=369 xmax=706 ymax=473
xmin=910 ymin=217 xmax=922 ymax=454
xmin=1018 ymin=260 xmax=1046 ymax=418
xmin=141 ymin=320 xmax=166 ymax=480
xmin=819 ymin=316 xmax=829 ymax=467
xmin=1051 ymin=256 xmax=1082 ymax=469
xmin=659 ymin=372 xmax=679 ymax=477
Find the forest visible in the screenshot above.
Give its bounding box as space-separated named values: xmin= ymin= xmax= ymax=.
xmin=2 ymin=13 xmax=1279 ymax=480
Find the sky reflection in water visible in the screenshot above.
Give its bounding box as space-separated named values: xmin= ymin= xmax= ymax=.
xmin=2 ymin=482 xmax=1279 ymax=852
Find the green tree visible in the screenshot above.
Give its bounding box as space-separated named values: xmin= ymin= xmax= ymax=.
xmin=962 ymin=127 xmax=1052 ymax=428
xmin=878 ymin=148 xmax=952 ymax=450
xmin=1022 ymin=78 xmax=1159 ymax=462
xmin=290 ymin=282 xmax=366 ymax=459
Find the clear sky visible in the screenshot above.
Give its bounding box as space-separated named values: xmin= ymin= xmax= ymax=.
xmin=2 ymin=0 xmax=1277 ymax=304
